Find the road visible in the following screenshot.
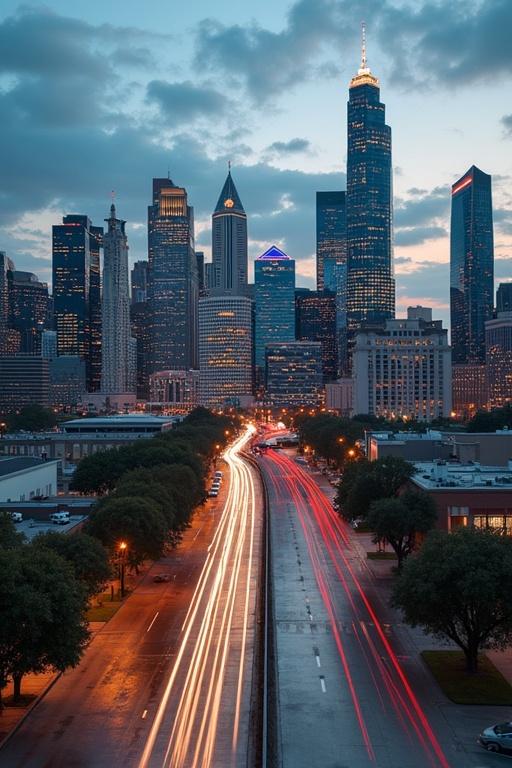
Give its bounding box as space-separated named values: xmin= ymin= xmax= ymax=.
xmin=260 ymin=448 xmax=508 ymax=768
xmin=0 ymin=428 xmax=262 ymax=768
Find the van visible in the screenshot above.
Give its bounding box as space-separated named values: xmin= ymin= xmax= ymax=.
xmin=50 ymin=511 xmax=70 ymax=525
xmin=10 ymin=512 xmax=23 ymax=523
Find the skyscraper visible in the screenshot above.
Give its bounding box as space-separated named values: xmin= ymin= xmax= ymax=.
xmin=496 ymin=283 xmax=512 ymax=314
xmin=265 ymin=341 xmax=323 ymax=407
xmin=296 ymin=290 xmax=337 ymax=381
xmin=101 ymin=204 xmax=133 ymax=394
xmin=254 ymin=245 xmax=296 ymax=374
xmin=212 ymin=170 xmax=248 ymax=294
xmin=131 ymin=260 xmax=148 ymax=304
xmin=7 ymin=270 xmax=49 ymax=354
xmin=450 ymin=165 xmax=494 ymax=364
xmin=316 ymin=191 xmax=346 ymax=292
xmin=485 ymin=311 xmax=512 ymax=409
xmin=147 ymin=178 xmax=198 ymax=373
xmin=198 ymin=295 xmax=253 ymax=408
xmin=52 ymin=214 xmax=103 ymax=390
xmin=346 ymin=27 xmax=394 ymax=337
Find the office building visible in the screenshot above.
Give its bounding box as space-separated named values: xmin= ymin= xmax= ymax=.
xmin=450 ymin=165 xmax=494 ymax=364
xmin=204 ymin=262 xmax=214 ymax=291
xmin=49 ymin=356 xmax=86 ymax=409
xmin=316 ymin=191 xmax=346 ymax=292
xmin=130 ymin=301 xmax=150 ymax=400
xmin=52 ymin=215 xmax=103 ymax=391
xmin=198 ymin=295 xmax=253 ymax=409
xmin=451 ymin=363 xmax=487 ymax=419
xmin=0 ymin=355 xmax=49 ymax=411
xmin=101 ymin=203 xmax=133 ymax=394
xmin=0 ymin=252 xmax=9 ymax=352
xmin=211 ymin=170 xmax=248 ymax=294
xmin=296 ymin=290 xmax=337 ymax=381
xmin=196 ymin=251 xmax=205 ymax=293
xmin=353 ymin=311 xmax=452 ymax=421
xmin=497 ymin=283 xmax=512 ymax=314
xmin=346 ymin=29 xmax=394 ymax=340
xmin=7 ymin=269 xmax=48 ymax=354
xmin=41 ymin=330 xmax=57 ymax=360
xmin=265 ymin=341 xmax=323 ymax=407
xmin=147 ymin=178 xmax=198 ymax=372
xmin=255 ymin=245 xmax=295 ymax=373
xmin=325 ymin=378 xmax=353 ymax=415
xmin=486 ymin=311 xmax=512 ymax=409
xmin=149 ymin=369 xmax=199 ymax=412
xmin=131 ymin=260 xmax=148 ymax=304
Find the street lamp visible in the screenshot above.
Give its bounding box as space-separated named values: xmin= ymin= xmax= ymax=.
xmin=348 ymin=449 xmax=356 ymax=458
xmin=118 ymin=541 xmax=127 ymax=598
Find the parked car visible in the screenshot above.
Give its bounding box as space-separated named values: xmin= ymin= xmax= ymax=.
xmin=10 ymin=512 xmax=23 ymax=523
xmin=214 ymin=470 xmax=223 ymax=478
xmin=479 ymin=722 xmax=512 ymax=754
xmin=153 ymin=574 xmax=170 ymax=583
xmin=50 ymin=511 xmax=70 ymax=525
xmin=208 ymin=489 xmax=219 ymax=498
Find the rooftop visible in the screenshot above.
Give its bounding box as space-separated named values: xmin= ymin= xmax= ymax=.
xmin=0 ymin=457 xmax=53 ymax=478
xmin=257 ymin=245 xmax=290 ymax=261
xmin=412 ymin=461 xmax=512 ymax=491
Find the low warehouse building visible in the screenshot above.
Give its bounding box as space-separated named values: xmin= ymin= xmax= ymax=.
xmin=0 ymin=457 xmax=59 ymax=502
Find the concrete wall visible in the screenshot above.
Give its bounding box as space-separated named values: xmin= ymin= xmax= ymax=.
xmin=0 ymin=461 xmax=58 ymax=502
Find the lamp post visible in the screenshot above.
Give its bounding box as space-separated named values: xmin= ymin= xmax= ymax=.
xmin=119 ymin=541 xmax=127 ymax=598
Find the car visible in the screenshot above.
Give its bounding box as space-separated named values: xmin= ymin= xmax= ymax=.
xmin=479 ymin=722 xmax=512 ymax=754
xmin=153 ymin=574 xmax=170 ymax=583
xmin=214 ymin=471 xmax=223 ymax=478
xmin=10 ymin=512 xmax=23 ymax=523
xmin=208 ymin=489 xmax=218 ymax=497
xmin=50 ymin=511 xmax=70 ymax=525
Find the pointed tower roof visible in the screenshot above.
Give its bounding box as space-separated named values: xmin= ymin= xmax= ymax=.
xmin=349 ymin=21 xmax=379 ymax=89
xmin=257 ymin=245 xmax=291 ymax=261
xmin=214 ymin=170 xmax=245 ymax=215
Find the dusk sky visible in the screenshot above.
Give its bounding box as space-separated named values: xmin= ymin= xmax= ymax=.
xmin=0 ymin=0 xmax=510 ymax=330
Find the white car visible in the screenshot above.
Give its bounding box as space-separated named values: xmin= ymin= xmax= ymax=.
xmin=50 ymin=512 xmax=70 ymax=525
xmin=208 ymin=489 xmax=218 ymax=498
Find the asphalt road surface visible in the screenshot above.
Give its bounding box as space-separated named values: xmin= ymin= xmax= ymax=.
xmin=0 ymin=428 xmax=262 ymax=768
xmin=260 ymin=449 xmax=509 ymax=768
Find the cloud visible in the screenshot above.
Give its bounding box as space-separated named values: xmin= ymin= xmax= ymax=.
xmin=146 ymin=80 xmax=228 ymax=123
xmin=265 ymin=138 xmax=312 ymax=156
xmin=395 ymin=226 xmax=447 ymax=247
xmin=502 ymin=115 xmax=512 ymax=137
xmin=395 ymin=186 xmax=450 ymax=228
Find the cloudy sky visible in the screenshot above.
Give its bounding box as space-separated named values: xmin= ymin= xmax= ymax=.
xmin=0 ymin=0 xmax=511 ymax=330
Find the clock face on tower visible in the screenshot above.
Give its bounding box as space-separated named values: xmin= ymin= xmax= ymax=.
xmin=224 ymin=198 xmax=234 ymax=208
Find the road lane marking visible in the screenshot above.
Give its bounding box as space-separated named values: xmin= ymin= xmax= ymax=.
xmin=146 ymin=612 xmax=159 ymax=633
xmin=142 ymin=709 xmax=148 ymax=719
xmin=319 ymin=676 xmax=326 ymax=693
xmin=192 ymin=524 xmax=204 ymax=542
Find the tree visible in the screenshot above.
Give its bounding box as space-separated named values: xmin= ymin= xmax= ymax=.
xmin=33 ymin=531 xmax=111 ymax=597
xmin=5 ymin=404 xmax=58 ymax=432
xmin=0 ymin=511 xmax=25 ymax=549
xmin=335 ymin=456 xmax=414 ymax=522
xmin=367 ymin=490 xmax=437 ymax=570
xmin=0 ymin=545 xmax=89 ymax=702
xmin=393 ymin=528 xmax=512 ymax=672
xmin=86 ymin=497 xmax=168 ymax=569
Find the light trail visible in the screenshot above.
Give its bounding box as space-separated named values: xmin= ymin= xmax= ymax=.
xmin=138 ymin=427 xmax=257 ymax=768
xmin=263 ymin=450 xmax=451 ymax=768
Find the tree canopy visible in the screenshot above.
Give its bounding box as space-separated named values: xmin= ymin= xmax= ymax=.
xmin=393 ymin=528 xmax=512 ymax=672
xmin=33 ymin=531 xmax=111 ymax=597
xmin=5 ymin=404 xmax=58 ymax=432
xmin=0 ymin=511 xmax=25 ymax=550
xmin=335 ymin=456 xmax=415 ymax=522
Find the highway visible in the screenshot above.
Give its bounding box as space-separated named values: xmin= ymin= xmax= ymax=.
xmin=0 ymin=428 xmax=262 ymax=768
xmin=260 ymin=448 xmax=508 ymax=768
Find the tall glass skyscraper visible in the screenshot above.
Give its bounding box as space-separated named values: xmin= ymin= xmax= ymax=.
xmin=254 ymin=245 xmax=296 ymax=374
xmin=346 ymin=31 xmax=394 ymax=335
xmin=450 ymin=165 xmax=494 ymax=364
xmin=296 ymin=290 xmax=337 ymax=382
xmin=7 ymin=269 xmax=48 ymax=354
xmin=147 ymin=178 xmax=198 ymax=373
xmin=212 ymin=170 xmax=248 ymax=294
xmin=316 ymin=191 xmax=346 ymax=292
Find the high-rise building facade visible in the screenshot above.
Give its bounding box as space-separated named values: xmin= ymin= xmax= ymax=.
xmin=211 ymin=171 xmax=248 ymax=294
xmin=450 ymin=165 xmax=494 ymax=364
xmin=451 ymin=363 xmax=487 ymax=419
xmin=149 ymin=369 xmax=199 ymax=412
xmin=265 ymin=341 xmax=323 ymax=407
xmin=486 ymin=312 xmax=512 ymax=409
xmin=353 ymin=313 xmax=452 ymax=421
xmin=131 ymin=260 xmax=148 ymax=304
xmin=198 ymin=295 xmax=253 ymax=409
xmin=296 ymin=290 xmax=337 ymax=381
xmin=254 ymin=245 xmax=296 ymax=373
xmin=346 ymin=32 xmax=394 ymax=337
xmin=497 ymin=283 xmax=512 ymax=314
xmin=7 ymin=270 xmax=48 ymax=354
xmin=316 ymin=191 xmax=346 ymax=292
xmin=130 ymin=301 xmax=150 ymax=400
xmin=52 ymin=215 xmax=103 ymax=390
xmin=147 ymin=178 xmax=198 ymax=373
xmin=0 ymin=355 xmax=50 ymax=411
xmin=101 ymin=204 xmax=133 ymax=394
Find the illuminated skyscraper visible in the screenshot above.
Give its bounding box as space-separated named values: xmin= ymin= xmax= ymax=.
xmin=147 ymin=178 xmax=198 ymax=373
xmin=7 ymin=269 xmax=49 ymax=354
xmin=265 ymin=341 xmax=323 ymax=407
xmin=296 ymin=290 xmax=337 ymax=381
xmin=131 ymin=260 xmax=148 ymax=304
xmin=316 ymin=191 xmax=346 ymax=292
xmin=254 ymin=245 xmax=295 ymax=373
xmin=450 ymin=166 xmax=494 ymax=364
xmin=88 ymin=225 xmax=102 ymax=392
xmin=212 ymin=170 xmax=248 ymax=294
xmin=101 ymin=204 xmax=133 ymax=394
xmin=346 ymin=27 xmax=394 ymax=338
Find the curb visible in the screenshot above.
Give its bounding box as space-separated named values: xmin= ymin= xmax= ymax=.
xmin=0 ymin=671 xmax=62 ymax=753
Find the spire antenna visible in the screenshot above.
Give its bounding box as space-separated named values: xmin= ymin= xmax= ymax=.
xmin=228 ymin=159 xmax=231 ymax=172
xmin=361 ymin=20 xmax=367 ymax=70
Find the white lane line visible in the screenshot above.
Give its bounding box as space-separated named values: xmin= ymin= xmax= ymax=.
xmin=146 ymin=612 xmax=159 ymax=633
xmin=192 ymin=524 xmax=204 ymax=542
xmin=320 ymin=677 xmax=326 ymax=693
xmin=142 ymin=709 xmax=148 ymax=719
xmin=315 ymin=655 xmax=321 ymax=668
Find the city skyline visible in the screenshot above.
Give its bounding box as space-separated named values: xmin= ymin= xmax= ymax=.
xmin=0 ymin=1 xmax=510 ymax=333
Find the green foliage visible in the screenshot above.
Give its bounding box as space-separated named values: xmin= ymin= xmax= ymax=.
xmin=467 ymin=404 xmax=512 ymax=433
xmin=5 ymin=404 xmax=58 ymax=432
xmin=367 ymin=490 xmax=437 ymax=569
xmin=335 ymin=456 xmax=415 ymax=522
xmin=86 ymin=497 xmax=169 ymax=568
xmin=0 ymin=511 xmax=25 ymax=549
xmin=297 ymin=414 xmax=363 ymax=467
xmin=393 ymin=528 xmax=512 ymax=672
xmin=0 ymin=545 xmax=89 ymax=701
xmin=32 ymin=531 xmax=111 ymax=597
